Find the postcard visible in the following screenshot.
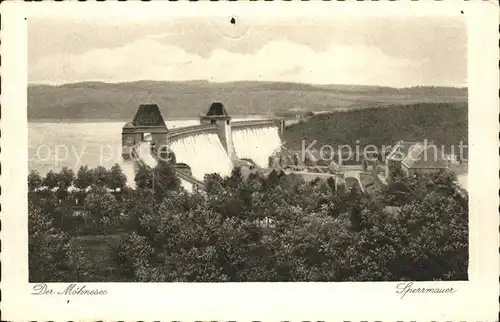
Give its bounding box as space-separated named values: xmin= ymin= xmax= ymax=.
xmin=1 ymin=1 xmax=498 ymax=320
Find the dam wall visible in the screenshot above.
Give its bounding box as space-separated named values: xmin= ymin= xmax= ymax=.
xmin=122 ymin=102 xmax=285 ymax=187
xmin=231 ymin=120 xmax=282 ymax=168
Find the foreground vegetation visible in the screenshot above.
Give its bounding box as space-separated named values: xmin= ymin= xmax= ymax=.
xmin=28 ymin=161 xmax=468 ymax=282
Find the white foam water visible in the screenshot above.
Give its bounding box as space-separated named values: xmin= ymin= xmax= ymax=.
xmin=120 ymin=161 xmax=137 ymax=188
xmin=232 ymin=126 xmax=282 ymax=168
xmin=136 ymin=141 xmax=158 ymax=168
xmin=179 ymin=179 xmax=193 ymax=193
xmin=169 ymin=133 xmax=233 ymax=181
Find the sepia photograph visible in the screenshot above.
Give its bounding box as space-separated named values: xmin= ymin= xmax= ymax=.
xmin=2 ymin=1 xmax=499 ymax=320
xmin=26 ymin=12 xmax=471 ymax=284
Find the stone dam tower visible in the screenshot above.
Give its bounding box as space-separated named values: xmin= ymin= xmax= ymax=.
xmin=199 ymin=101 xmax=238 ymax=161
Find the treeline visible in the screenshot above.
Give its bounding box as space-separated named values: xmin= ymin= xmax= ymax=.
xmin=29 ymin=162 xmax=468 ymax=282
xmin=28 ymin=161 xmax=180 ymax=234
xmin=29 ymin=165 xmax=128 ymax=193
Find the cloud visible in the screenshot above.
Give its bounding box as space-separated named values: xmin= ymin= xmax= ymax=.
xmin=30 ymin=37 xmax=425 ymax=87
xmin=146 ymin=32 xmax=179 ymax=40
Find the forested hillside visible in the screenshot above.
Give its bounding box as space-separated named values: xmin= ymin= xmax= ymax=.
xmin=283 ymin=102 xmax=468 ymax=154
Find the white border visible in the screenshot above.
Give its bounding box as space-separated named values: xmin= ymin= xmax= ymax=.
xmin=1 ymin=1 xmax=499 ymax=320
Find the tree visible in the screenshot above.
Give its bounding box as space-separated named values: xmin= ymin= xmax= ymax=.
xmin=167 ymin=150 xmax=176 ymax=164
xmin=341 ymin=169 xmax=469 ymax=281
xmin=28 ymin=157 xmax=469 ymax=282
xmin=74 ymin=165 xmax=94 ymax=190
xmin=362 ymin=160 xmax=368 ymax=172
xmin=55 ymin=182 xmax=69 ymax=201
xmin=85 ymin=187 xmax=119 ymax=216
xmin=265 ymin=169 xmax=285 ymax=189
xmin=120 ymin=188 xmax=158 ymax=232
xmin=119 ymin=202 xmax=270 ymax=282
xmin=153 ymin=160 xmax=180 ymax=194
xmin=57 ymin=167 xmax=75 ymax=189
xmin=107 ymin=163 xmax=128 ymax=191
xmin=204 ymin=173 xmax=224 ymax=195
xmin=84 ymin=186 xmax=121 ymax=233
xmin=92 ymin=166 xmax=109 ymax=187
xmin=43 ymin=170 xmax=59 ymax=189
xmin=112 ymin=232 xmax=155 ymax=281
xmin=263 ymin=211 xmax=353 ymax=281
xmin=349 ymin=203 xmax=362 ymax=232
xmin=278 ymin=155 xmax=285 ymax=168
xmin=28 ymin=197 xmax=79 ymax=282
xmin=28 ymin=170 xmax=43 ymax=191
xmin=428 ymin=170 xmax=459 ymax=198
xmin=225 ymin=166 xmax=243 ymax=189
xmin=304 ymin=153 xmax=316 ymax=167
xmin=326 ymin=177 xmax=336 ymax=192
xmin=348 ymin=193 xmax=468 ymax=281
xmin=387 ymin=160 xmax=405 ymax=183
xmin=29 ymin=188 xmax=59 ymax=216
xmin=268 ymin=156 xmax=275 ymax=168
xmin=134 ymin=165 xmax=152 ymax=189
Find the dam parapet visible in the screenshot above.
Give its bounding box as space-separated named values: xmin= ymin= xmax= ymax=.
xmin=231 ymin=119 xmax=281 ymax=131
xmin=167 ymin=124 xmax=218 ymax=142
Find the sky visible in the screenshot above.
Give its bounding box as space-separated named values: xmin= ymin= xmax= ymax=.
xmin=28 ymin=16 xmax=467 ymax=88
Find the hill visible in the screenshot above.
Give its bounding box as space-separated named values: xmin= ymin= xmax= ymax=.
xmin=28 ymin=81 xmax=467 ymax=120
xmin=283 ymin=102 xmax=468 ymax=158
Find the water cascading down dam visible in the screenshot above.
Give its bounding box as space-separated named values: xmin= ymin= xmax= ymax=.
xmin=121 ymin=102 xmax=285 ymax=190
xmin=169 ymin=133 xmax=233 ymax=181
xmin=231 ymin=123 xmax=282 ymax=168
